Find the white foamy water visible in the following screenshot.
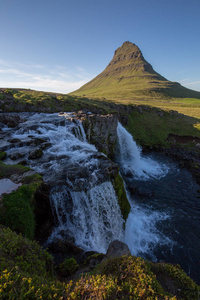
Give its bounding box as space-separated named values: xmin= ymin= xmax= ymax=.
xmin=4 ymin=113 xmax=124 ymax=252
xmin=48 ymin=182 xmax=124 ymax=253
xmin=125 ymin=203 xmax=171 ymax=258
xmin=117 ymin=122 xmax=172 ymax=257
xmin=117 ymin=122 xmax=168 ymax=180
xmin=1 ymin=113 xmax=171 ymax=258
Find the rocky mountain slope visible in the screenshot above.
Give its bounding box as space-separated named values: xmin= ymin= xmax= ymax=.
xmin=72 ymin=41 xmax=200 ymax=100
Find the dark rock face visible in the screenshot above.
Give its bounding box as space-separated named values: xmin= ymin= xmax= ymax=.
xmin=163 ymin=135 xmax=200 ymax=186
xmin=34 ymin=183 xmax=54 ymax=242
xmin=9 ymin=152 xmax=25 ymax=160
xmin=0 ymin=114 xmax=25 ymax=128
xmin=76 ymin=111 xmax=118 ymax=159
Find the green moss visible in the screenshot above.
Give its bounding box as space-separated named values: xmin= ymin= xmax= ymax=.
xmin=0 ymin=161 xmax=30 ymax=179
xmin=83 ymin=253 xmax=105 ymax=266
xmin=0 ymin=184 xmax=38 ymax=240
xmin=112 ymin=173 xmax=130 ymax=221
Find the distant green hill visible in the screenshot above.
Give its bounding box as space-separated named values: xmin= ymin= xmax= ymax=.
xmin=71 ymin=41 xmax=200 ymax=101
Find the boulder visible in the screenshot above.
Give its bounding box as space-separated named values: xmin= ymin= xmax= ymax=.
xmin=28 ymin=148 xmax=43 ymax=159
xmin=10 ymin=152 xmax=25 ymax=160
xmin=104 ymin=240 xmax=131 ymax=260
xmin=0 ymin=114 xmax=25 ymax=127
xmin=79 ymin=113 xmax=118 ymax=159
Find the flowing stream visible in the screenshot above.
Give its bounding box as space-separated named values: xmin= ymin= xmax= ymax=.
xmin=1 ymin=113 xmax=200 ymax=284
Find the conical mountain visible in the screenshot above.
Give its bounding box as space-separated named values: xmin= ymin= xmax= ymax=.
xmin=72 ymin=41 xmax=200 ymax=100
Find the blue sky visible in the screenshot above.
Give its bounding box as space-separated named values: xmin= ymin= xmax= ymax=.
xmin=0 ymin=0 xmax=199 ymax=93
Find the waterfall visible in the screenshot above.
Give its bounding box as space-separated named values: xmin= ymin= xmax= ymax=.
xmin=7 ymin=113 xmax=124 ymax=253
xmin=49 ymin=182 xmax=124 ymax=253
xmin=117 ymin=122 xmax=168 ymax=180
xmin=116 ymin=122 xmax=171 ymax=257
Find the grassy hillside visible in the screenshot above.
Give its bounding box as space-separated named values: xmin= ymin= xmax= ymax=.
xmin=1 ymin=88 xmax=200 ymax=147
xmin=71 ymin=42 xmax=200 ymax=101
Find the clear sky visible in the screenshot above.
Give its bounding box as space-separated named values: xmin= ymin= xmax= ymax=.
xmin=0 ymin=0 xmax=199 ymax=94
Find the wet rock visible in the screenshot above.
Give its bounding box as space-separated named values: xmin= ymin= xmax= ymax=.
xmin=104 ymin=240 xmax=131 ymax=260
xmin=41 ymin=142 xmax=51 ymax=150
xmin=18 ymin=159 xmax=27 ymax=165
xmin=80 ymin=114 xmax=118 ymax=159
xmin=34 ymin=183 xmax=54 ymax=242
xmin=10 ymin=152 xmax=25 ymax=160
xmin=27 ymin=137 xmax=49 ymax=147
xmin=128 ymin=184 xmax=137 ymax=194
xmin=28 ymin=148 xmax=43 ymax=159
xmin=10 ymin=173 xmax=23 ymax=184
xmin=8 ymin=138 xmax=22 ymax=144
xmin=48 ymin=238 xmax=84 ymax=257
xmin=0 ymin=114 xmax=25 ymax=127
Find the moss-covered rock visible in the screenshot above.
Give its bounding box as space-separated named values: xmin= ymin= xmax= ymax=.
xmin=0 ymin=161 xmax=43 ymax=240
xmin=112 ymin=173 xmax=130 ymax=221
xmin=0 ymin=181 xmax=42 ymax=240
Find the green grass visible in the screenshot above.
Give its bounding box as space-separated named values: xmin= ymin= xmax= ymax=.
xmin=126 ymin=106 xmax=200 ymax=148
xmin=1 ymin=87 xmax=200 ymax=149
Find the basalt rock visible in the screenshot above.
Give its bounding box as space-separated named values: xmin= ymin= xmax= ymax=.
xmin=164 ymin=135 xmax=200 ymax=185
xmin=76 ymin=111 xmax=118 ymax=159
xmin=28 ymin=148 xmax=43 ymax=159
xmin=0 ymin=114 xmax=25 ymax=128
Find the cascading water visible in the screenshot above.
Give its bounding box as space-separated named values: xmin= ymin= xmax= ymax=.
xmin=117 ymin=122 xmax=168 ymax=180
xmin=2 ymin=113 xmax=124 ymax=253
xmin=116 ymin=122 xmax=171 ymax=257
xmin=116 ymin=122 xmax=200 ymax=284
xmin=49 ymin=182 xmax=124 ymax=253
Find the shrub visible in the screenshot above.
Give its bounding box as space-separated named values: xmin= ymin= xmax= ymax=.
xmin=57 ymin=258 xmax=79 ymax=277
xmin=0 ymin=227 xmax=53 ymax=278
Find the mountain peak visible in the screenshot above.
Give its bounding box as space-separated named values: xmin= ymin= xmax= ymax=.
xmin=72 ymin=42 xmax=200 ymax=100
xmin=106 ymin=41 xmax=155 ymax=75
xmin=115 ymin=41 xmax=142 ymax=56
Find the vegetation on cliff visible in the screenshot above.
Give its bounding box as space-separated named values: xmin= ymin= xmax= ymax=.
xmin=0 ymin=227 xmax=199 ymax=299
xmin=0 ymin=159 xmax=43 ymax=240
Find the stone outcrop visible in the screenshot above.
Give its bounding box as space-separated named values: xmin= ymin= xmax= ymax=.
xmin=75 ymin=111 xmax=118 ymax=159
xmin=164 ymin=134 xmax=200 ymax=186
xmin=104 ymin=240 xmax=131 ymax=259
xmin=0 ymin=113 xmax=25 ymax=128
